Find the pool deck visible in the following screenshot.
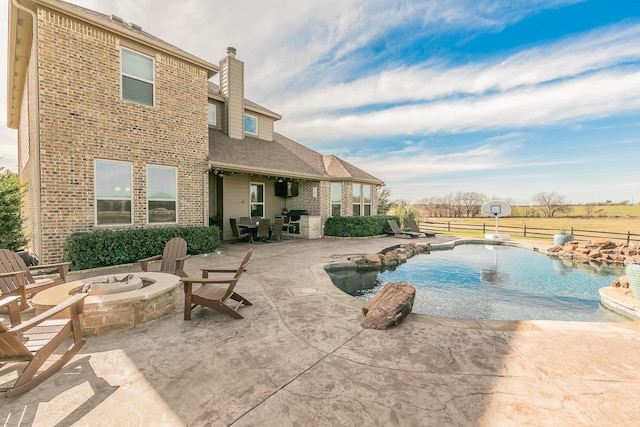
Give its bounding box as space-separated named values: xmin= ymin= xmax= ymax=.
xmin=3 ymin=236 xmax=640 ymax=426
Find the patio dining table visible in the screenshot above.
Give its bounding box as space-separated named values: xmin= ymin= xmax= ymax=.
xmin=237 ymin=223 xmax=259 ymax=243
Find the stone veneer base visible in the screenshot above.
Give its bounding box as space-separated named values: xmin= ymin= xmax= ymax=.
xmin=31 ymin=272 xmax=182 ymax=336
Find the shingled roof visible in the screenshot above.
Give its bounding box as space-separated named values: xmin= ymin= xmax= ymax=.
xmin=208 ymin=130 xmax=383 ymax=184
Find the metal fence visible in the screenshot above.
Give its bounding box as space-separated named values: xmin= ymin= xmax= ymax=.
xmin=422 ymin=221 xmax=640 ymax=244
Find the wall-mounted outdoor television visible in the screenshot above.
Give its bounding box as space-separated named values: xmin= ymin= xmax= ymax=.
xmin=275 ymin=181 xmax=299 ymax=198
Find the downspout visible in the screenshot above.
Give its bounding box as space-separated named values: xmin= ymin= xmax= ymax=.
xmin=12 ymin=0 xmax=41 ymax=258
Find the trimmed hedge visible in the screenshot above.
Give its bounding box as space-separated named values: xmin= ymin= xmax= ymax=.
xmin=324 ymin=215 xmax=400 ymax=238
xmin=64 ymin=226 xmax=220 ymax=271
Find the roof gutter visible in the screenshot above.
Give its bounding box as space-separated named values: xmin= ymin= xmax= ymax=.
xmin=208 ymin=162 xmax=383 ymax=185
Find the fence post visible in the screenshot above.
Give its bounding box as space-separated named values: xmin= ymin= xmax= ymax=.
xmin=571 ymin=227 xmax=574 ymax=235
xmin=628 ymin=231 xmax=631 ymax=245
xmin=483 ymin=223 xmax=486 ymax=234
xmin=447 ymin=222 xmax=450 ymax=232
xmin=524 ymin=224 xmax=527 ymax=237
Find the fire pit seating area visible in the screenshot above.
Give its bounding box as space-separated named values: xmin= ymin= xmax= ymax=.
xmin=31 ymin=272 xmax=181 ymax=336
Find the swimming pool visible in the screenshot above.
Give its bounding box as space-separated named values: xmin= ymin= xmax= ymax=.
xmin=328 ymin=243 xmax=628 ymax=322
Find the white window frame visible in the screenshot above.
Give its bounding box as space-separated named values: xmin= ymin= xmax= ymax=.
xmin=244 ymin=113 xmax=258 ymax=135
xmin=121 ymin=47 xmax=155 ymax=107
xmin=250 ymin=182 xmax=265 ymax=217
xmin=147 ymin=165 xmax=178 ymax=224
xmin=95 ymin=159 xmax=133 ymax=226
xmin=352 ymin=183 xmax=361 ymax=216
xmin=363 ymin=184 xmax=372 ymax=216
xmin=331 ymin=182 xmax=342 ymax=217
xmin=208 ymin=103 xmax=217 ymax=126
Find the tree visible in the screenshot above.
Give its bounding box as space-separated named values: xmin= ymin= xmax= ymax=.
xmin=0 ymin=167 xmax=28 ymax=250
xmin=389 ymin=202 xmax=417 ymax=229
xmin=532 ymin=191 xmax=570 ymax=218
xmin=460 ymin=192 xmax=486 ymax=217
xmin=377 ymin=185 xmax=391 ymax=214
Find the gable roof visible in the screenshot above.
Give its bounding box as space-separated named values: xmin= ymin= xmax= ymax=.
xmin=208 ymin=130 xmax=383 ymax=184
xmin=7 ymin=0 xmax=219 ymax=128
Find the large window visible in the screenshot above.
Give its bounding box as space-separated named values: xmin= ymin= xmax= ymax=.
xmin=121 ymin=48 xmax=154 ymax=106
xmin=250 ymin=183 xmax=264 ymax=217
xmin=244 ymin=114 xmax=258 ymax=134
xmin=208 ymin=103 xmax=217 ymax=126
xmin=147 ymin=165 xmax=177 ymax=223
xmin=352 ymin=183 xmax=372 ymax=216
xmin=363 ymin=184 xmax=372 ymax=216
xmin=331 ymin=183 xmax=342 ymax=217
xmin=95 ymin=160 xmax=132 ymax=225
xmin=352 ymin=184 xmax=361 ymax=216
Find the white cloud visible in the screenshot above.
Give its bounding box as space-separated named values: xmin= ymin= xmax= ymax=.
xmin=280 ymin=67 xmax=640 ymax=142
xmin=273 ymin=21 xmax=640 ymax=118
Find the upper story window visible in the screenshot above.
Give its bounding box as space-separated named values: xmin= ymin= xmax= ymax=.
xmin=244 ymin=114 xmax=258 ymax=135
xmin=331 ymin=183 xmax=342 ymax=217
xmin=208 ymin=103 xmax=217 ymax=126
xmin=121 ymin=48 xmax=154 ymax=106
xmin=95 ymin=160 xmax=132 ymax=226
xmin=147 ymin=165 xmax=177 ymax=224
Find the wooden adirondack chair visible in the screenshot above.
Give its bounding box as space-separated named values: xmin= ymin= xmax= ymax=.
xmin=0 ymin=293 xmax=88 ymax=397
xmin=0 ymin=249 xmax=70 ymax=310
xmin=138 ymin=237 xmax=190 ymax=278
xmin=182 ymin=249 xmax=253 ymax=320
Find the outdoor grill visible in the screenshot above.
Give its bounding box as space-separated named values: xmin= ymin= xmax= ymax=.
xmin=286 ymin=209 xmax=308 ymax=234
xmin=286 ymin=209 xmax=309 ymax=222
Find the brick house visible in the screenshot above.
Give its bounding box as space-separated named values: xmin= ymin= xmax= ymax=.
xmin=7 ymin=0 xmax=383 ymax=263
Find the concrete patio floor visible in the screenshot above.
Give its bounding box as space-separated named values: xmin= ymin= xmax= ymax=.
xmin=2 ymin=236 xmax=640 ymax=426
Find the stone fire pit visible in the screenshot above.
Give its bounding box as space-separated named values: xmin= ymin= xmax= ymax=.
xmin=31 ymin=272 xmax=181 ymax=336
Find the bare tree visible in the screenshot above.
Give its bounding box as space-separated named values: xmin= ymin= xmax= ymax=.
xmin=460 ymin=192 xmax=486 ymax=217
xmin=532 ymin=191 xmax=571 ymax=217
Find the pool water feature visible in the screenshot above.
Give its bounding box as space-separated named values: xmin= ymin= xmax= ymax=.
xmin=328 ymin=243 xmax=628 ymax=322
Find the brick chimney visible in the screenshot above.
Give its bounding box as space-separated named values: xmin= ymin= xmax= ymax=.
xmin=219 ymin=47 xmax=244 ymax=139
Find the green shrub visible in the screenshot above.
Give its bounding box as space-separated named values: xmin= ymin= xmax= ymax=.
xmin=64 ymin=226 xmax=220 ymax=271
xmin=0 ymin=169 xmax=28 ymax=250
xmin=324 ymin=215 xmax=400 ymax=237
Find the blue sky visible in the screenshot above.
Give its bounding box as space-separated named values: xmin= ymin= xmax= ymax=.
xmin=1 ymin=0 xmax=639 ymax=204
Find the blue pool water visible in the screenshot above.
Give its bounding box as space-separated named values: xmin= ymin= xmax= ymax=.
xmin=328 ymin=244 xmax=628 ymax=322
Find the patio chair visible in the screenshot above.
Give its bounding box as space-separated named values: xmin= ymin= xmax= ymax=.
xmin=138 ymin=237 xmax=190 ymax=278
xmin=407 ymin=219 xmax=436 ymax=237
xmin=238 ymin=217 xmax=251 ymax=225
xmin=269 ymin=217 xmax=284 ymax=242
xmin=230 ymin=218 xmax=251 ymax=242
xmin=0 ymin=293 xmax=88 ymax=397
xmin=182 ymin=249 xmax=253 ymax=320
xmin=0 ymin=249 xmax=70 ymax=310
xmin=387 ymin=220 xmax=420 ymax=239
xmin=256 ymin=218 xmax=271 ymax=242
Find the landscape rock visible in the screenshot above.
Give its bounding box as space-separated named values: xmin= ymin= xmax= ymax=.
xmin=620 ymin=275 xmax=629 ymax=288
xmin=548 ymin=239 xmax=639 ymax=267
xmin=361 ymin=281 xmax=415 ymax=329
